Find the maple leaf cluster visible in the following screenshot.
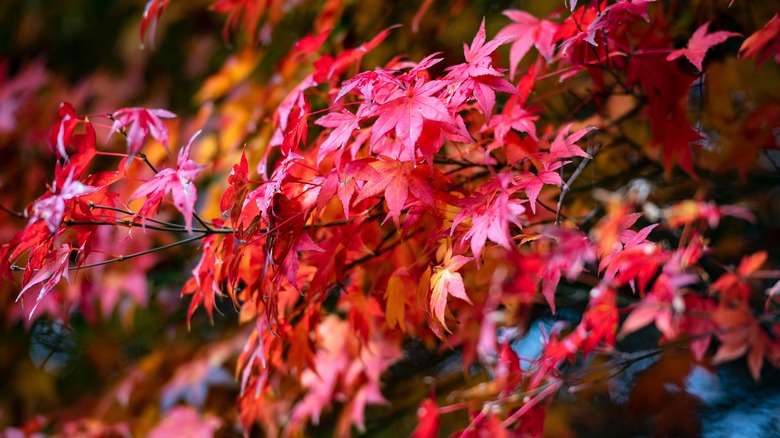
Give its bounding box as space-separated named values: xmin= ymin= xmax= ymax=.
xmin=2 ymin=0 xmax=780 ymax=436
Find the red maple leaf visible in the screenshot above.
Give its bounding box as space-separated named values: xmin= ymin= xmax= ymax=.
xmin=410 ymin=398 xmax=439 ymax=438
xmin=579 ymin=285 xmax=618 ymax=355
xmin=219 ymin=151 xmax=250 ymax=228
xmin=210 ymin=0 xmax=269 ymax=42
xmin=537 ymin=228 xmax=596 ymax=313
xmin=582 ymin=0 xmax=657 ymax=46
xmin=16 ymin=244 xmax=72 ymax=317
xmin=739 ymin=13 xmax=780 ymax=65
xmin=129 ymin=131 xmax=207 ymax=232
xmin=712 ymin=304 xmax=780 ymax=381
xmin=452 ymin=173 xmax=526 ymax=266
xmin=108 ymin=107 xmax=176 ymax=167
xmin=555 ymin=5 xmax=601 ymax=60
xmin=599 ymin=222 xmax=661 ymax=292
xmin=291 ymin=29 xmax=330 ymax=62
xmin=140 ymin=0 xmax=171 ymax=49
xmin=600 ymin=0 xmax=656 ymax=22
xmin=666 ymin=22 xmax=741 ymax=72
xmin=368 ymin=77 xmax=454 ymax=163
xmin=352 ymin=158 xmax=435 ymax=227
xmin=680 ymin=294 xmax=717 ymax=361
xmin=182 ymin=235 xmax=222 ymax=324
xmin=488 ymin=93 xmax=539 ymax=144
xmin=270 ymin=75 xmax=314 ymax=151
xmin=444 ymin=19 xmax=516 ymax=119
xmin=315 ymin=160 xmax=369 ymax=219
xmin=48 ymin=102 xmax=79 ymax=160
xmin=63 ymin=119 xmax=97 ymax=179
xmin=277 ymin=232 xmax=325 ymax=292
xmin=619 ymin=271 xmax=698 ymax=340
xmin=496 ymin=10 xmax=559 ymax=79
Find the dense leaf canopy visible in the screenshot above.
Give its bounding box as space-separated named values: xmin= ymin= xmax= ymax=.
xmin=1 ymin=0 xmax=780 ymax=436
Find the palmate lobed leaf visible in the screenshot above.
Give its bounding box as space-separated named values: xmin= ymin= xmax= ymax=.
xmin=667 ymin=21 xmax=741 ymax=72
xmin=129 ymin=131 xmax=207 ymax=232
xmin=429 ymin=249 xmax=472 ymax=331
xmin=739 ymin=13 xmax=780 ymax=65
xmin=352 ymin=158 xmax=435 ymax=227
xmin=16 ymin=244 xmax=72 ymax=318
xmin=109 ymin=107 xmax=176 ymax=168
xmin=497 ymin=10 xmax=559 ymax=80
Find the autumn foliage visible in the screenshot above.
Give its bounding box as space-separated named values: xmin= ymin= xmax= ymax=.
xmin=2 ymin=0 xmax=780 ymax=436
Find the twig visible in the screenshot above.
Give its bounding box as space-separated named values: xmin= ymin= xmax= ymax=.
xmin=556 ymin=142 xmax=601 ymax=225
xmin=10 ymin=234 xmax=206 ymax=272
xmin=0 ymin=203 xmax=25 ymax=218
xmin=63 ymin=219 xmax=232 ymax=235
xmin=89 ymin=203 xmax=186 ymax=229
xmin=501 ymin=379 xmax=562 ymax=427
xmin=72 ymin=234 xmax=205 ymax=270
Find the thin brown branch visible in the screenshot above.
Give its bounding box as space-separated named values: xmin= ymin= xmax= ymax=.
xmin=556 ymin=142 xmax=601 ymax=225
xmin=0 ymin=203 xmax=25 ymax=218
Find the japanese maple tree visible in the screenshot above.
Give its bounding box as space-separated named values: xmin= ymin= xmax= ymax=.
xmin=1 ymin=0 xmax=780 ymax=437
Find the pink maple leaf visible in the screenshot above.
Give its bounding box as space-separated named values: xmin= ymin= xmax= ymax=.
xmin=488 ymin=96 xmax=539 ymax=143
xmin=28 ymin=170 xmax=97 ymax=234
xmin=148 ymin=406 xmax=221 ymax=438
xmin=549 ymin=123 xmax=594 ymax=160
xmin=496 ymin=10 xmax=559 ymax=79
xmin=108 ymin=107 xmax=176 ymax=167
xmin=314 ymin=109 xmax=362 ymax=166
xmin=444 ymin=19 xmax=516 ymax=120
xmin=452 ymin=173 xmax=526 ymax=266
xmin=369 ymin=78 xmax=453 ymax=162
xmin=667 ymin=22 xmax=741 ymax=72
xmin=540 ymin=228 xmax=596 ymax=313
xmin=129 ymin=131 xmax=207 ymax=232
xmin=463 ymin=19 xmax=514 ymax=71
xmin=515 ymin=160 xmax=564 ymax=214
xmin=291 ymin=316 xmax=401 ymax=431
xmin=0 ymin=61 xmax=47 ymax=135
xmin=335 ymin=69 xmax=400 ymax=105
